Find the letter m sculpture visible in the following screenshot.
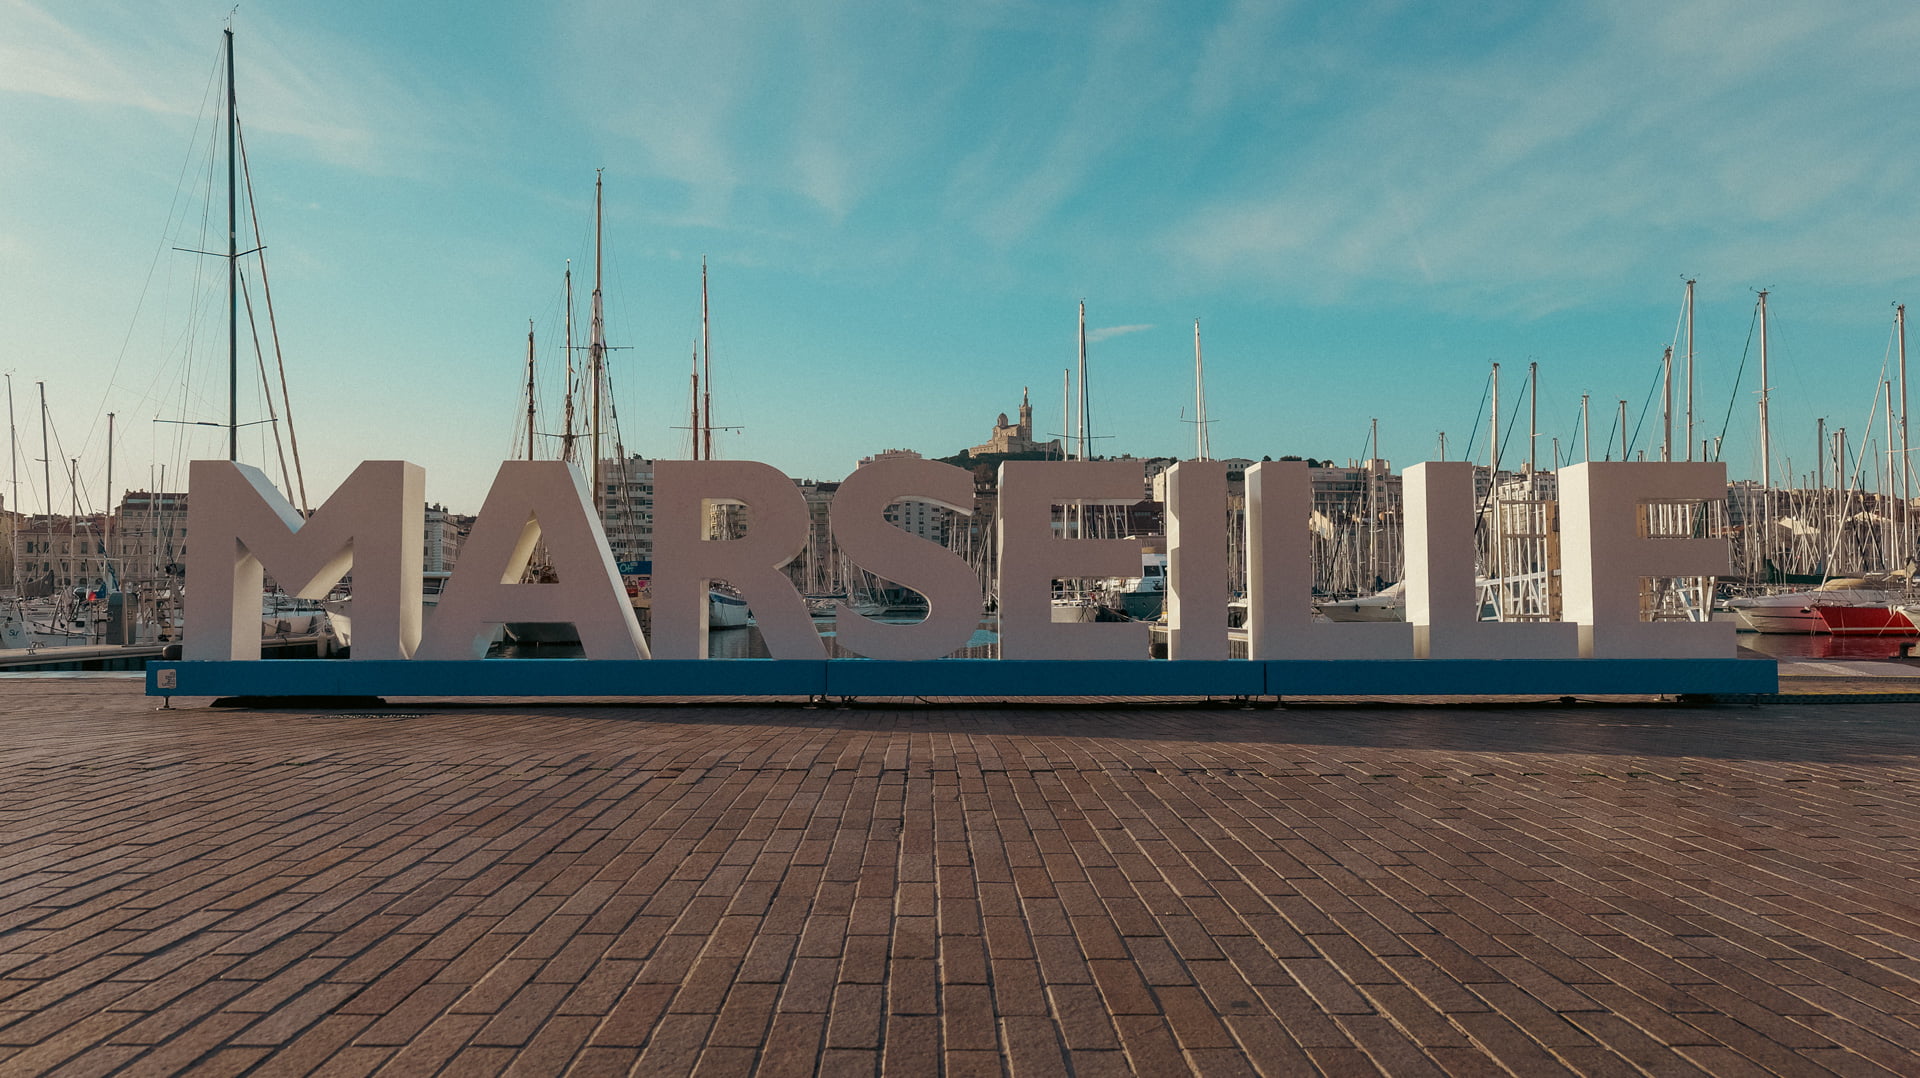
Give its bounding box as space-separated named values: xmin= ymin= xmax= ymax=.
xmin=184 ymin=460 xmax=425 ymax=660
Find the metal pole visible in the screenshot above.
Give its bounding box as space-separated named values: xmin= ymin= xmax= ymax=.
xmin=525 ymin=322 xmax=537 ymax=461
xmin=1527 ymin=361 xmax=1537 ymax=472
xmin=1662 ymin=345 xmax=1673 ymax=461
xmin=1758 ymin=291 xmax=1771 ymax=490
xmin=1817 ymin=416 xmax=1826 ymax=509
xmin=1490 ymin=362 xmax=1500 ymax=471
xmin=5 ymin=373 xmax=14 ymax=518
xmin=1076 ymin=302 xmax=1088 ymax=461
xmin=105 ymin=412 xmax=113 ymax=570
xmin=38 ymin=382 xmax=49 ymax=518
xmin=1685 ymin=278 xmax=1695 ymax=461
xmin=1062 ymin=369 xmax=1071 ymax=461
xmin=590 ymin=171 xmax=604 ymax=505
xmin=1619 ymin=400 xmax=1628 ymax=461
xmin=1899 ymin=304 xmax=1910 ymax=565
xmin=1368 ymin=418 xmax=1379 ymax=590
xmin=1193 ymin=319 xmax=1207 ymax=461
xmin=561 ymin=264 xmax=574 ymax=463
xmin=702 ymin=256 xmax=712 ymax=462
xmin=1758 ymin=290 xmax=1772 ymax=574
xmin=226 ymin=29 xmax=238 ymax=462
xmin=1887 ymin=379 xmax=1897 ymax=569
xmin=1582 ymin=394 xmax=1591 ymax=463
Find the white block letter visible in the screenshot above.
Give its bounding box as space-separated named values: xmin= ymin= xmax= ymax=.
xmin=652 ymin=461 xmax=822 ymax=660
xmin=831 ymin=458 xmax=980 ymax=660
xmin=416 ymin=461 xmax=649 ymax=660
xmin=1560 ymin=462 xmax=1733 ymax=658
xmin=1245 ymin=461 xmax=1412 ymax=659
xmin=997 ymin=461 xmax=1149 ymax=659
xmin=1166 ymin=461 xmax=1228 ymax=659
xmin=1404 ymin=462 xmax=1578 ymax=659
xmin=184 ymin=460 xmax=423 ymax=660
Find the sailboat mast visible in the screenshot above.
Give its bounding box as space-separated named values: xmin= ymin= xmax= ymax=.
xmin=1527 ymin=361 xmax=1537 ymax=472
xmin=590 ymin=171 xmax=605 ymax=509
xmin=1368 ymin=417 xmax=1379 ymax=587
xmin=1758 ymin=290 xmax=1771 ymax=490
xmin=525 ymin=322 xmax=537 ymax=460
xmin=1062 ymin=369 xmax=1071 ymax=461
xmin=690 ymin=345 xmax=701 ymax=460
xmin=701 ymin=257 xmax=712 ymax=461
xmin=1886 ymin=379 xmax=1897 ymax=568
xmin=38 ymin=382 xmax=49 ymax=519
xmin=1684 ymin=278 xmax=1696 ymax=461
xmin=6 ymin=374 xmax=14 ymax=518
xmin=1076 ymin=303 xmax=1087 ymax=460
xmin=1193 ymin=318 xmax=1209 ymax=460
xmin=225 ymin=28 xmax=238 ymax=462
xmin=1899 ymin=303 xmax=1910 ymax=565
xmin=105 ymin=412 xmax=114 ymax=566
xmin=1812 ymin=420 xmax=1827 ymax=503
xmin=1582 ymin=394 xmax=1591 ymax=462
xmin=1490 ymin=362 xmax=1500 ymax=470
xmin=562 ymin=263 xmax=575 ymax=463
xmin=1662 ymin=345 xmax=1673 ymax=461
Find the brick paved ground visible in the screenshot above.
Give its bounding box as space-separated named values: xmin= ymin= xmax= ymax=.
xmin=2 ymin=680 xmax=1919 ymax=1075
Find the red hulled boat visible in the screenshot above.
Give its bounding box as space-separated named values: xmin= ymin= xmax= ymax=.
xmin=1812 ymin=604 xmax=1918 ymax=636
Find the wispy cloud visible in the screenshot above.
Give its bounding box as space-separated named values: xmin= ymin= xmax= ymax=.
xmin=1088 ymin=323 xmax=1153 ymax=343
xmin=562 ymin=0 xmax=993 ymax=235
xmin=1162 ymin=1 xmax=1920 ymax=310
xmin=0 ymin=1 xmax=472 ymax=178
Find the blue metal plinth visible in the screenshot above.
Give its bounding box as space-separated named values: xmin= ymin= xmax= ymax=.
xmin=824 ymin=660 xmax=1267 ymax=698
xmin=1263 ymin=658 xmax=1776 ymax=696
xmin=149 ymin=660 xmax=829 ymax=698
xmin=147 ymin=657 xmax=1777 ymax=700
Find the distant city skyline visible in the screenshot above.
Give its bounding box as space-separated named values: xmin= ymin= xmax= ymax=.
xmin=6 ymin=1 xmax=1920 ymax=515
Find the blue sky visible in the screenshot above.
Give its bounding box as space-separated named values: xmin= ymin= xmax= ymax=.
xmin=6 ymin=0 xmax=1920 ymax=515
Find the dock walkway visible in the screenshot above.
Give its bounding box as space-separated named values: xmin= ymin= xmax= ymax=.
xmin=1 ymin=679 xmax=1917 ymax=1075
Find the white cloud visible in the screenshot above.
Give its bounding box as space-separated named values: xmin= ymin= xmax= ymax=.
xmin=1087 ymin=323 xmax=1153 ymax=343
xmin=1162 ymin=2 xmax=1920 ymax=309
xmin=0 ymin=1 xmax=475 ymax=178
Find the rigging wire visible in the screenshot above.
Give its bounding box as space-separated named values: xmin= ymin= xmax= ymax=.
xmin=1625 ymin=359 xmax=1665 ymax=459
xmin=1460 ymin=368 xmax=1492 ymax=463
xmin=78 ymin=38 xmax=226 ymax=473
xmin=1711 ymin=302 xmax=1762 ymax=461
xmin=235 ymin=109 xmax=309 ymax=514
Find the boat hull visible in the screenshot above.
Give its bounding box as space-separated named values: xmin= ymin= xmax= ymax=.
xmin=1733 ymin=607 xmax=1825 ymax=634
xmin=709 ymin=590 xmax=751 ymax=629
xmin=1813 ymin=604 xmax=1917 ymax=636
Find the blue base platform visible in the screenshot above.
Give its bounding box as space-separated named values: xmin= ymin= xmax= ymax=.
xmin=147 ymin=657 xmax=1778 ymax=700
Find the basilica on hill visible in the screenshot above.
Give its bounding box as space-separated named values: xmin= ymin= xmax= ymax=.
xmin=967 ymin=388 xmax=1063 ymax=458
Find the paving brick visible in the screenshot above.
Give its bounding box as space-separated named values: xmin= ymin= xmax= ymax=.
xmin=7 ymin=685 xmax=1920 ymax=1074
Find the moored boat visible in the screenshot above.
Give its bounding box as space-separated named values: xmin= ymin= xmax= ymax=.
xmin=1813 ymin=604 xmax=1917 ymax=635
xmin=1318 ymin=580 xmax=1405 ymax=623
xmin=709 ymin=586 xmax=752 ymax=628
xmin=1727 ymin=576 xmax=1906 ymax=633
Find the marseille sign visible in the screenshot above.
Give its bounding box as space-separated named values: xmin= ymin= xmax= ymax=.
xmin=147 ymin=457 xmax=1776 ymax=700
